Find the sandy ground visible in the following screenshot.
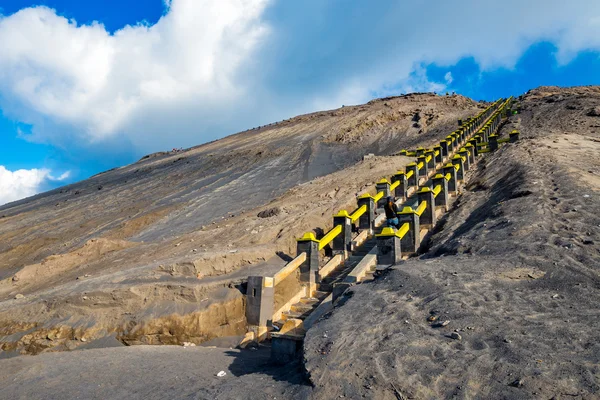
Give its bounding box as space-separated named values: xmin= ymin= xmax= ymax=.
xmin=0 ymin=344 xmax=310 ymax=400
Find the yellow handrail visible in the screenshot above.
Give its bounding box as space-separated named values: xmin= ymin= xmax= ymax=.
xmin=318 ymin=224 xmax=343 ymax=250
xmin=417 ymin=162 xmax=424 ymax=170
xmin=425 ymin=155 xmax=432 ymax=163
xmin=397 ymin=222 xmax=409 ymax=239
xmin=390 ymin=180 xmax=400 ymax=191
xmin=444 ymin=173 xmax=451 ymax=181
xmin=415 ymin=201 xmax=427 ymax=217
xmin=433 ymin=185 xmax=442 ymax=197
xmin=454 ymin=164 xmax=460 ymax=172
xmin=373 ymin=191 xmax=385 ymax=202
xmin=349 ymin=204 xmax=367 ymax=223
xmin=406 ymin=170 xmax=414 ymax=179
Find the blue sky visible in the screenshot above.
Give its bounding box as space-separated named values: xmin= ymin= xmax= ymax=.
xmin=1 ymin=0 xmax=600 ymax=205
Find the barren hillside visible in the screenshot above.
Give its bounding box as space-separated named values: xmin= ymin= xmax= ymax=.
xmin=1 ymin=87 xmax=599 ymax=400
xmin=0 ymin=93 xmax=482 ymax=354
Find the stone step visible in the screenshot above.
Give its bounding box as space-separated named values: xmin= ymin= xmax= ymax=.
xmin=299 ymin=298 xmax=320 ymax=305
xmin=282 ymin=310 xmax=309 ymax=320
xmin=290 ymin=302 xmax=317 ymax=313
xmin=312 ymin=290 xmax=330 ymax=300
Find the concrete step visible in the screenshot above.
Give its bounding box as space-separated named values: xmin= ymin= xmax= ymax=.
xmin=299 ymin=298 xmax=320 ymax=305
xmin=312 ymin=290 xmax=330 ymax=300
xmin=282 ymin=310 xmax=309 ymax=320
xmin=291 ymin=302 xmax=317 ymax=313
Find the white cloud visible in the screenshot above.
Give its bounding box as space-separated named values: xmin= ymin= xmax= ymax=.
xmin=0 ymin=0 xmax=599 ymax=158
xmin=0 ymin=166 xmax=68 ymax=205
xmin=444 ymin=72 xmax=453 ymax=85
xmin=0 ymin=0 xmax=270 ymax=151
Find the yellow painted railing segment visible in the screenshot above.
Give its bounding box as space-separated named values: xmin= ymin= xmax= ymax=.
xmin=433 ymin=185 xmax=442 ymax=197
xmin=425 ymin=155 xmax=432 ymax=163
xmin=434 ymin=150 xmax=440 ymax=157
xmin=318 ymin=224 xmax=343 ymax=250
xmin=374 ymin=191 xmax=384 ymax=202
xmin=397 ymin=223 xmax=409 ymax=239
xmin=444 ymin=173 xmax=451 ymax=181
xmin=454 ymin=164 xmax=460 ymax=172
xmin=390 ymin=180 xmax=400 ymax=191
xmin=273 ymin=252 xmax=307 ymax=285
xmin=417 ymin=161 xmax=424 ymax=170
xmin=415 ymin=201 xmax=427 ymax=217
xmin=350 ymin=204 xmax=367 ymax=223
xmin=406 ymin=170 xmax=414 ymax=179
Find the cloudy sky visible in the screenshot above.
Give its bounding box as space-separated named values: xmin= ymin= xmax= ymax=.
xmin=1 ymin=0 xmax=600 ymax=205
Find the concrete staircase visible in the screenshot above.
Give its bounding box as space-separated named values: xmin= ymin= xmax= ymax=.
xmin=273 ymin=236 xmax=378 ymax=331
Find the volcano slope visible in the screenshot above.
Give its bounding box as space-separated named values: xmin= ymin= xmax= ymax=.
xmin=304 ymin=86 xmax=600 ymax=399
xmin=0 ymin=93 xmax=480 ymax=355
xmin=1 ymin=87 xmax=599 ymax=400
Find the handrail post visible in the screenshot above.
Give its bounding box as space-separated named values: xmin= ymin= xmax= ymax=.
xmin=433 ymin=145 xmax=443 ymax=165
xmin=417 ymin=188 xmax=436 ymax=228
xmin=416 ymin=147 xmax=426 ymax=157
xmin=332 ymin=211 xmax=352 ymax=258
xmin=465 ymin=143 xmax=476 ymax=165
xmin=489 ymin=134 xmax=499 ymax=151
xmin=458 ymin=149 xmax=470 ymax=171
xmin=375 ymin=179 xmax=391 ymax=208
xmin=296 ymin=234 xmax=320 ymax=295
xmin=440 ymin=140 xmax=449 ymax=160
xmin=425 ymin=150 xmax=436 ymax=170
xmin=246 ymin=276 xmax=274 ymax=342
xmin=509 ymin=130 xmax=520 ymax=142
xmin=417 ymin=155 xmax=428 ymax=178
xmin=468 ymin=138 xmax=479 ymax=157
xmin=405 ymin=163 xmax=418 ymax=187
xmin=446 ymin=136 xmax=454 ymax=154
xmin=397 ymin=207 xmax=420 ymax=253
xmin=357 ymin=194 xmax=376 ymax=235
xmin=452 ymin=155 xmax=465 ymax=181
xmin=433 ymin=174 xmax=449 ymax=211
xmin=375 ymin=227 xmax=402 ymax=265
xmin=443 ymin=163 xmax=458 ymax=194
xmin=391 ymin=171 xmax=407 ymax=201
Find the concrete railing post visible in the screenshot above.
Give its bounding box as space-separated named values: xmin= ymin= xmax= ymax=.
xmin=376 ymin=228 xmax=402 ymax=265
xmin=406 ymin=163 xmax=418 ymax=187
xmin=357 ymin=194 xmax=376 ymax=234
xmin=509 ymin=130 xmax=520 ymax=142
xmin=465 ymin=143 xmax=476 ymax=165
xmin=417 ymin=155 xmax=428 ymax=178
xmin=397 ymin=207 xmax=420 ymax=253
xmin=375 ymin=179 xmax=391 ymax=208
xmin=433 ymin=145 xmax=443 ymax=164
xmin=458 ymin=149 xmax=470 ymax=171
xmin=443 ymin=164 xmax=458 ymax=193
xmin=332 ymin=212 xmax=352 ymax=257
xmin=489 ymin=134 xmax=499 ymax=151
xmin=432 ymin=174 xmax=449 ymax=211
xmin=452 ymin=155 xmax=465 ymax=181
xmin=440 ymin=140 xmax=449 ymax=159
xmin=246 ymin=276 xmax=274 ymax=341
xmin=417 ymin=188 xmax=436 ymax=228
xmin=296 ymin=235 xmax=320 ymax=293
xmin=425 ymin=150 xmax=436 ymax=170
xmin=391 ymin=172 xmax=408 ymax=201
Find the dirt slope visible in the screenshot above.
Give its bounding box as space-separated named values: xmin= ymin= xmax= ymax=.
xmin=3 ymin=87 xmax=599 ymax=400
xmin=0 ymin=93 xmax=481 ymax=354
xmin=304 ymin=86 xmax=600 ymax=399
